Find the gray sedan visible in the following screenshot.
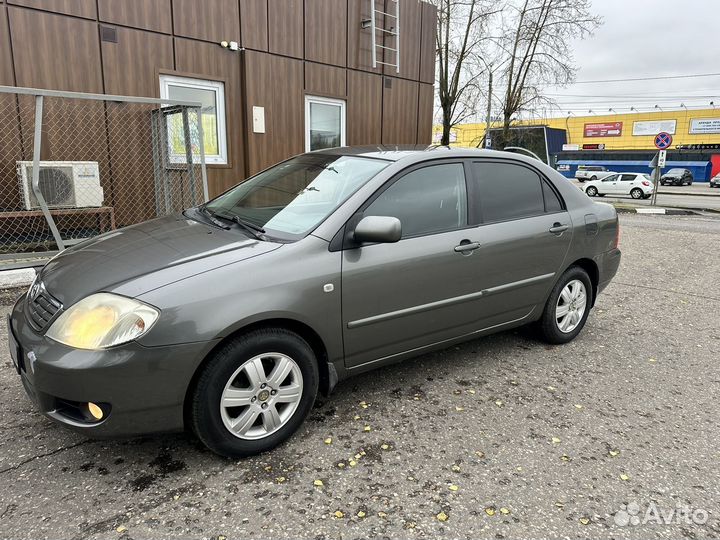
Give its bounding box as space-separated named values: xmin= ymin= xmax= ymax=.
xmin=8 ymin=147 xmax=621 ymax=458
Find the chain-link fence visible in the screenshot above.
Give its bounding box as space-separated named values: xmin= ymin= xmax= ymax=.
xmin=0 ymin=86 xmax=208 ymax=263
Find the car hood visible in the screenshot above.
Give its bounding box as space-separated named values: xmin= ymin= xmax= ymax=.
xmin=39 ymin=214 xmax=282 ymax=306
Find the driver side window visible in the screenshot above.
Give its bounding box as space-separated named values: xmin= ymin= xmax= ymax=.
xmin=365 ymin=163 xmax=468 ymax=238
xmin=602 ymin=175 xmax=617 ymax=182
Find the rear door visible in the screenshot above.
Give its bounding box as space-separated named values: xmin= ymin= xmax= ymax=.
xmin=465 ymin=160 xmax=574 ymax=323
xmin=619 ymin=173 xmax=638 ymax=195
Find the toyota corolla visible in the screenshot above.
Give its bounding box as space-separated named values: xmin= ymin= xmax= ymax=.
xmin=8 ymin=147 xmax=621 ymax=458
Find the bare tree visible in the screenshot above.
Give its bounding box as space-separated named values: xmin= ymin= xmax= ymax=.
xmin=431 ymin=0 xmax=500 ymax=146
xmin=497 ymin=0 xmax=601 ymax=146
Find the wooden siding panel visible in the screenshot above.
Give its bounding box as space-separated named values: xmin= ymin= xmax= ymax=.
xmin=243 ymin=50 xmax=272 ymax=175
xmin=268 ymin=0 xmax=302 ymax=58
xmin=173 ymin=0 xmax=239 ymax=43
xmin=9 ymin=7 xmax=103 ymax=92
xmin=174 ymin=38 xmax=244 ymax=196
xmin=8 ymin=0 xmax=96 ymax=19
xmin=240 ymin=0 xmax=268 ymax=51
xmin=347 ymin=0 xmax=383 ymax=73
xmin=382 ymin=77 xmax=418 ymax=144
xmin=98 ymin=0 xmax=172 ymax=34
xmin=101 ymin=27 xmax=173 ymax=97
xmin=383 ymin=0 xmax=421 ymax=80
xmin=347 ymin=70 xmax=382 ymax=145
xmin=305 ymin=63 xmax=346 ymax=97
xmin=0 ymin=7 xmax=14 ymax=85
xmin=417 ymin=82 xmax=434 ymax=144
xmin=304 ymin=0 xmax=346 ymax=67
xmin=419 ymin=1 xmax=436 ymax=84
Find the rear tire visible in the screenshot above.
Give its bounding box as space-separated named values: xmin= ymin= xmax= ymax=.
xmin=538 ymin=266 xmax=593 ymax=344
xmin=585 ymin=186 xmax=598 ymax=197
xmin=630 ymin=188 xmax=643 ymax=199
xmin=190 ymin=328 xmax=319 ymax=458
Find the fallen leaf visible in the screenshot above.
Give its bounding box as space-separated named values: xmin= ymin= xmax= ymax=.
xmin=648 ymin=358 xmax=656 ymax=362
xmin=363 ymin=425 xmax=371 ymax=432
xmin=495 ymin=400 xmax=503 ymax=407
xmin=313 ymin=479 xmax=324 ymax=487
xmin=381 ymin=443 xmax=389 ymax=450
xmin=349 ymin=460 xmax=357 ymax=467
xmin=552 ymin=437 xmax=561 ymax=444
xmin=448 ymin=484 xmax=459 ymax=491
xmin=276 ymin=476 xmax=286 ymax=483
xmin=378 ymin=511 xmax=388 ymax=518
xmin=436 ymin=511 xmax=449 ymax=522
xmin=173 ymin=495 xmax=180 ymax=500
xmin=485 ymin=507 xmax=496 ymax=516
xmin=354 ymin=453 xmax=362 ymax=460
xmin=509 ymin=380 xmax=519 ymax=386
xmin=451 ymin=464 xmax=461 ymax=472
xmin=455 ymin=406 xmax=465 ymax=412
xmin=579 ymin=517 xmax=590 ymax=525
xmin=555 ymin=501 xmax=565 ymax=508
xmin=218 ymin=536 xmax=227 ymax=540
xmin=116 ymin=526 xmax=127 ymax=533
xmin=499 ymin=507 xmax=510 ymax=515
xmin=324 ymin=437 xmax=332 ymax=445
xmin=574 ymin=404 xmax=583 ymax=409
xmin=334 ymin=510 xmax=345 ymax=519
xmin=263 ymin=465 xmax=272 ymax=471
xmin=547 ymin=386 xmax=556 ymax=392
xmin=560 ymin=454 xmax=571 ymax=461
xmin=516 ymin=466 xmax=523 ymax=472
xmin=353 ymin=415 xmax=361 ymax=420
xmin=620 ymin=473 xmax=630 ymax=481
xmin=475 ymin=451 xmax=485 ymax=458
xmin=609 ymin=450 xmax=620 ymax=457
xmin=337 ymin=462 xmax=345 ymax=468
xmin=357 ymin=510 xmax=366 ymax=518
xmin=467 ymin=389 xmax=476 ymax=394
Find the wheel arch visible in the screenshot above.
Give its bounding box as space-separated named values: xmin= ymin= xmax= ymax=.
xmin=565 ymin=258 xmax=599 ymax=307
xmin=183 ymin=318 xmax=335 ymax=431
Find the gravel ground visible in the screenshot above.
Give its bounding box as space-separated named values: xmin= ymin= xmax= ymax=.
xmin=0 ymin=213 xmax=719 ymax=540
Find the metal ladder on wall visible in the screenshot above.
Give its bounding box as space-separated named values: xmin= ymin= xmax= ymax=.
xmin=370 ymin=0 xmax=400 ymax=73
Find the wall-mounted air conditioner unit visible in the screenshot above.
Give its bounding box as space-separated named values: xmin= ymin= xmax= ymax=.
xmin=16 ymin=161 xmax=104 ymax=210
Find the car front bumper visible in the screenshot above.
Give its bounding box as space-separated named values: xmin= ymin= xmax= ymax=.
xmin=8 ymin=294 xmax=219 ymax=438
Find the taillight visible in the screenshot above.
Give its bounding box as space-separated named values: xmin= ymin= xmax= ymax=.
xmin=642 ymin=180 xmax=650 ymax=186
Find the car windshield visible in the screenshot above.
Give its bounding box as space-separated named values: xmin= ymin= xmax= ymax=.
xmin=202 ymin=154 xmax=389 ymax=240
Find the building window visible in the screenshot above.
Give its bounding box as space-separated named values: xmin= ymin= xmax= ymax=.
xmin=305 ymin=96 xmax=346 ymax=152
xmin=159 ymin=75 xmax=227 ymax=165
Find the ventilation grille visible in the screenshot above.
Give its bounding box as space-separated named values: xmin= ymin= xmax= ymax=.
xmin=26 ymin=284 xmax=62 ymax=332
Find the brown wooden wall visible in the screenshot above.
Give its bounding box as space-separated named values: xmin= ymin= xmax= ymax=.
xmin=0 ymin=0 xmax=436 ymax=218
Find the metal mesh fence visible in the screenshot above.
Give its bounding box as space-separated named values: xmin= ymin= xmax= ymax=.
xmin=0 ymin=87 xmax=207 ymax=260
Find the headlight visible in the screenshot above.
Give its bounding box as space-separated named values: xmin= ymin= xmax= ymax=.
xmin=46 ymin=293 xmax=159 ymax=350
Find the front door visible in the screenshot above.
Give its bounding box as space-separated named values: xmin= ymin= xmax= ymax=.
xmin=341 ymin=162 xmax=484 ymax=368
xmin=600 ymin=173 xmax=620 ymax=194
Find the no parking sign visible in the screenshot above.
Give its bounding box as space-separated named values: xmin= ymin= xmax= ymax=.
xmin=654 ymin=132 xmax=673 ymax=150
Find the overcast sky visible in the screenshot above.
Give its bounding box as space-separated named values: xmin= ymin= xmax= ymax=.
xmin=542 ymin=0 xmax=719 ymax=116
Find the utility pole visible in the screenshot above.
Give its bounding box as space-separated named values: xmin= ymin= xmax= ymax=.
xmin=484 ymin=69 xmax=493 ymax=149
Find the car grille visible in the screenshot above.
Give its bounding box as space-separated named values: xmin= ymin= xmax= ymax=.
xmin=26 ymin=284 xmax=62 ymax=332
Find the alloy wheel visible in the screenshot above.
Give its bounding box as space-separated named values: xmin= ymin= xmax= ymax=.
xmin=555 ymin=279 xmax=587 ymax=333
xmin=219 ymin=353 xmax=303 ymax=440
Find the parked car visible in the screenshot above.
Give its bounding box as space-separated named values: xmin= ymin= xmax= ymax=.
xmin=710 ymin=173 xmax=720 ymax=188
xmin=575 ymin=165 xmax=616 ymax=182
xmin=660 ymin=168 xmax=693 ymax=186
xmin=584 ymin=172 xmax=654 ymax=200
xmin=8 ymin=147 xmax=621 ymax=458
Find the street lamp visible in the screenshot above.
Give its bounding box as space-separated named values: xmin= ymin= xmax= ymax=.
xmin=654 ymin=104 xmax=664 ymax=112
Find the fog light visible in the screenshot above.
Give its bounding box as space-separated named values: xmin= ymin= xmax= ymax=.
xmin=87 ymin=402 xmax=104 ymax=420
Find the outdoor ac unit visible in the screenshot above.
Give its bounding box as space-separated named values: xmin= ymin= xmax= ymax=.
xmin=16 ymin=161 xmax=103 ymax=210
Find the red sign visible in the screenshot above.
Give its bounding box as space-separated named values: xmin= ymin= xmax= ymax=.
xmin=584 ymin=122 xmax=623 ymax=138
xmin=582 ymin=143 xmax=606 ymax=150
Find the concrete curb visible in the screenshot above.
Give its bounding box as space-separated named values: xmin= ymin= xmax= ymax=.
xmin=0 ymin=268 xmax=36 ymax=290
xmin=613 ymin=204 xmax=699 ymax=216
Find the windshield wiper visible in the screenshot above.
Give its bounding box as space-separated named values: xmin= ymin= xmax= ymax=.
xmin=213 ymin=210 xmax=267 ymax=240
xmin=199 ymin=206 xmax=230 ymax=230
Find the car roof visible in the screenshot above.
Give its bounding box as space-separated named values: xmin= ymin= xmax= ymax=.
xmin=308 ymin=145 xmax=545 ymax=165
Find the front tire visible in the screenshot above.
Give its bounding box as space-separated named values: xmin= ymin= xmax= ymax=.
xmin=585 ymin=186 xmax=598 ymax=197
xmin=538 ymin=266 xmax=593 ymax=344
xmin=190 ymin=328 xmax=319 ymax=458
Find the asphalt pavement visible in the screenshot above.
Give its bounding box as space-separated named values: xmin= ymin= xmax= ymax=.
xmin=1 ymin=213 xmax=719 ymax=539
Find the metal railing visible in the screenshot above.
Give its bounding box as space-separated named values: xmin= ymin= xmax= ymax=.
xmin=0 ymin=85 xmax=209 ymax=265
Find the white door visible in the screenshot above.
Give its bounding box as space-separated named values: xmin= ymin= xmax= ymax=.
xmin=599 ymin=174 xmax=620 ymax=194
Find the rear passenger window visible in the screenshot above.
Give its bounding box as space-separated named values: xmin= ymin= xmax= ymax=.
xmin=365 ymin=163 xmax=467 ymax=238
xmin=542 ymin=181 xmax=564 ymax=213
xmin=472 ymin=162 xmax=547 ymax=222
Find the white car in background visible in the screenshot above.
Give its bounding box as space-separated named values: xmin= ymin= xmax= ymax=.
xmin=574 ymin=165 xmax=616 ymax=182
xmin=583 ymin=172 xmax=654 ymax=200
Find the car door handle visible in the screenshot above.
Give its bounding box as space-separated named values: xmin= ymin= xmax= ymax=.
xmin=549 ymin=223 xmax=569 ymax=234
xmin=454 ymin=241 xmax=480 ymax=253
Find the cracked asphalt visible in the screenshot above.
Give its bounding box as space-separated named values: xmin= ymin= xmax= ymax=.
xmin=1 ymin=213 xmax=719 ymax=540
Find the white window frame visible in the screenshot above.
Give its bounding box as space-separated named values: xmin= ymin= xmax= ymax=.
xmin=305 ymin=95 xmax=346 ymax=152
xmin=159 ymin=74 xmax=228 ymax=165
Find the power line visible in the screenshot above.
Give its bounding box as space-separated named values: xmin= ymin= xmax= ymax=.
xmin=567 ymin=72 xmax=720 ymax=84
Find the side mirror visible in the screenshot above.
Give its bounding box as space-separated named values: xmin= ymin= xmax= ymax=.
xmin=352 ymin=215 xmax=402 ymax=244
